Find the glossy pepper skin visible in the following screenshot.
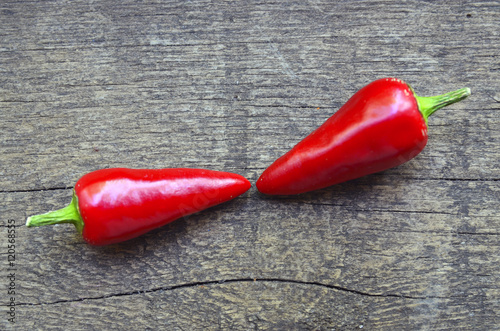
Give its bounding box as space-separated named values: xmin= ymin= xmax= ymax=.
xmin=257 ymin=78 xmax=471 ymax=195
xmin=26 ymin=168 xmax=251 ymax=245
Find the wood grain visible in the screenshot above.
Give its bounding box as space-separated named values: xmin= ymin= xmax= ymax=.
xmin=1 ymin=0 xmax=499 ymax=329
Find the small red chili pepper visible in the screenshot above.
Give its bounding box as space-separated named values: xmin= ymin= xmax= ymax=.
xmin=257 ymin=78 xmax=471 ymax=195
xmin=26 ymin=168 xmax=251 ymax=245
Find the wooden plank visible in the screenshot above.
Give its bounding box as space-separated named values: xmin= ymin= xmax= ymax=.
xmin=1 ymin=0 xmax=499 ymax=329
xmin=14 ymin=281 xmax=499 ymax=330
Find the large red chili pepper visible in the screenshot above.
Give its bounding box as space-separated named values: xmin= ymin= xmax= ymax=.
xmin=26 ymin=168 xmax=251 ymax=245
xmin=257 ymin=78 xmax=470 ymax=195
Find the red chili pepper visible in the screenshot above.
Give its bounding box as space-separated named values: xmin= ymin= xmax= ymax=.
xmin=26 ymin=168 xmax=251 ymax=245
xmin=257 ymin=78 xmax=471 ymax=195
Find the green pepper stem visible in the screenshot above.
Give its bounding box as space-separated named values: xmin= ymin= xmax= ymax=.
xmin=415 ymin=87 xmax=471 ymax=124
xmin=26 ymin=191 xmax=84 ymax=234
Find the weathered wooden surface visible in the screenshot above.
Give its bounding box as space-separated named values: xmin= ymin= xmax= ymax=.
xmin=1 ymin=0 xmax=499 ymax=329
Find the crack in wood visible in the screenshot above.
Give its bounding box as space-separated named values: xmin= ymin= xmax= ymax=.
xmin=0 ymin=186 xmax=70 ymax=194
xmin=457 ymin=231 xmax=500 ymax=236
xmin=13 ymin=277 xmax=461 ymax=307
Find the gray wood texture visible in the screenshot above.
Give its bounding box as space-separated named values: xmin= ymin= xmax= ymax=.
xmin=1 ymin=0 xmax=499 ymax=330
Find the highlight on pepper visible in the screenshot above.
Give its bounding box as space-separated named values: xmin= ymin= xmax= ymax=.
xmin=256 ymin=77 xmax=471 ymax=195
xmin=26 ymin=168 xmax=251 ymax=245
